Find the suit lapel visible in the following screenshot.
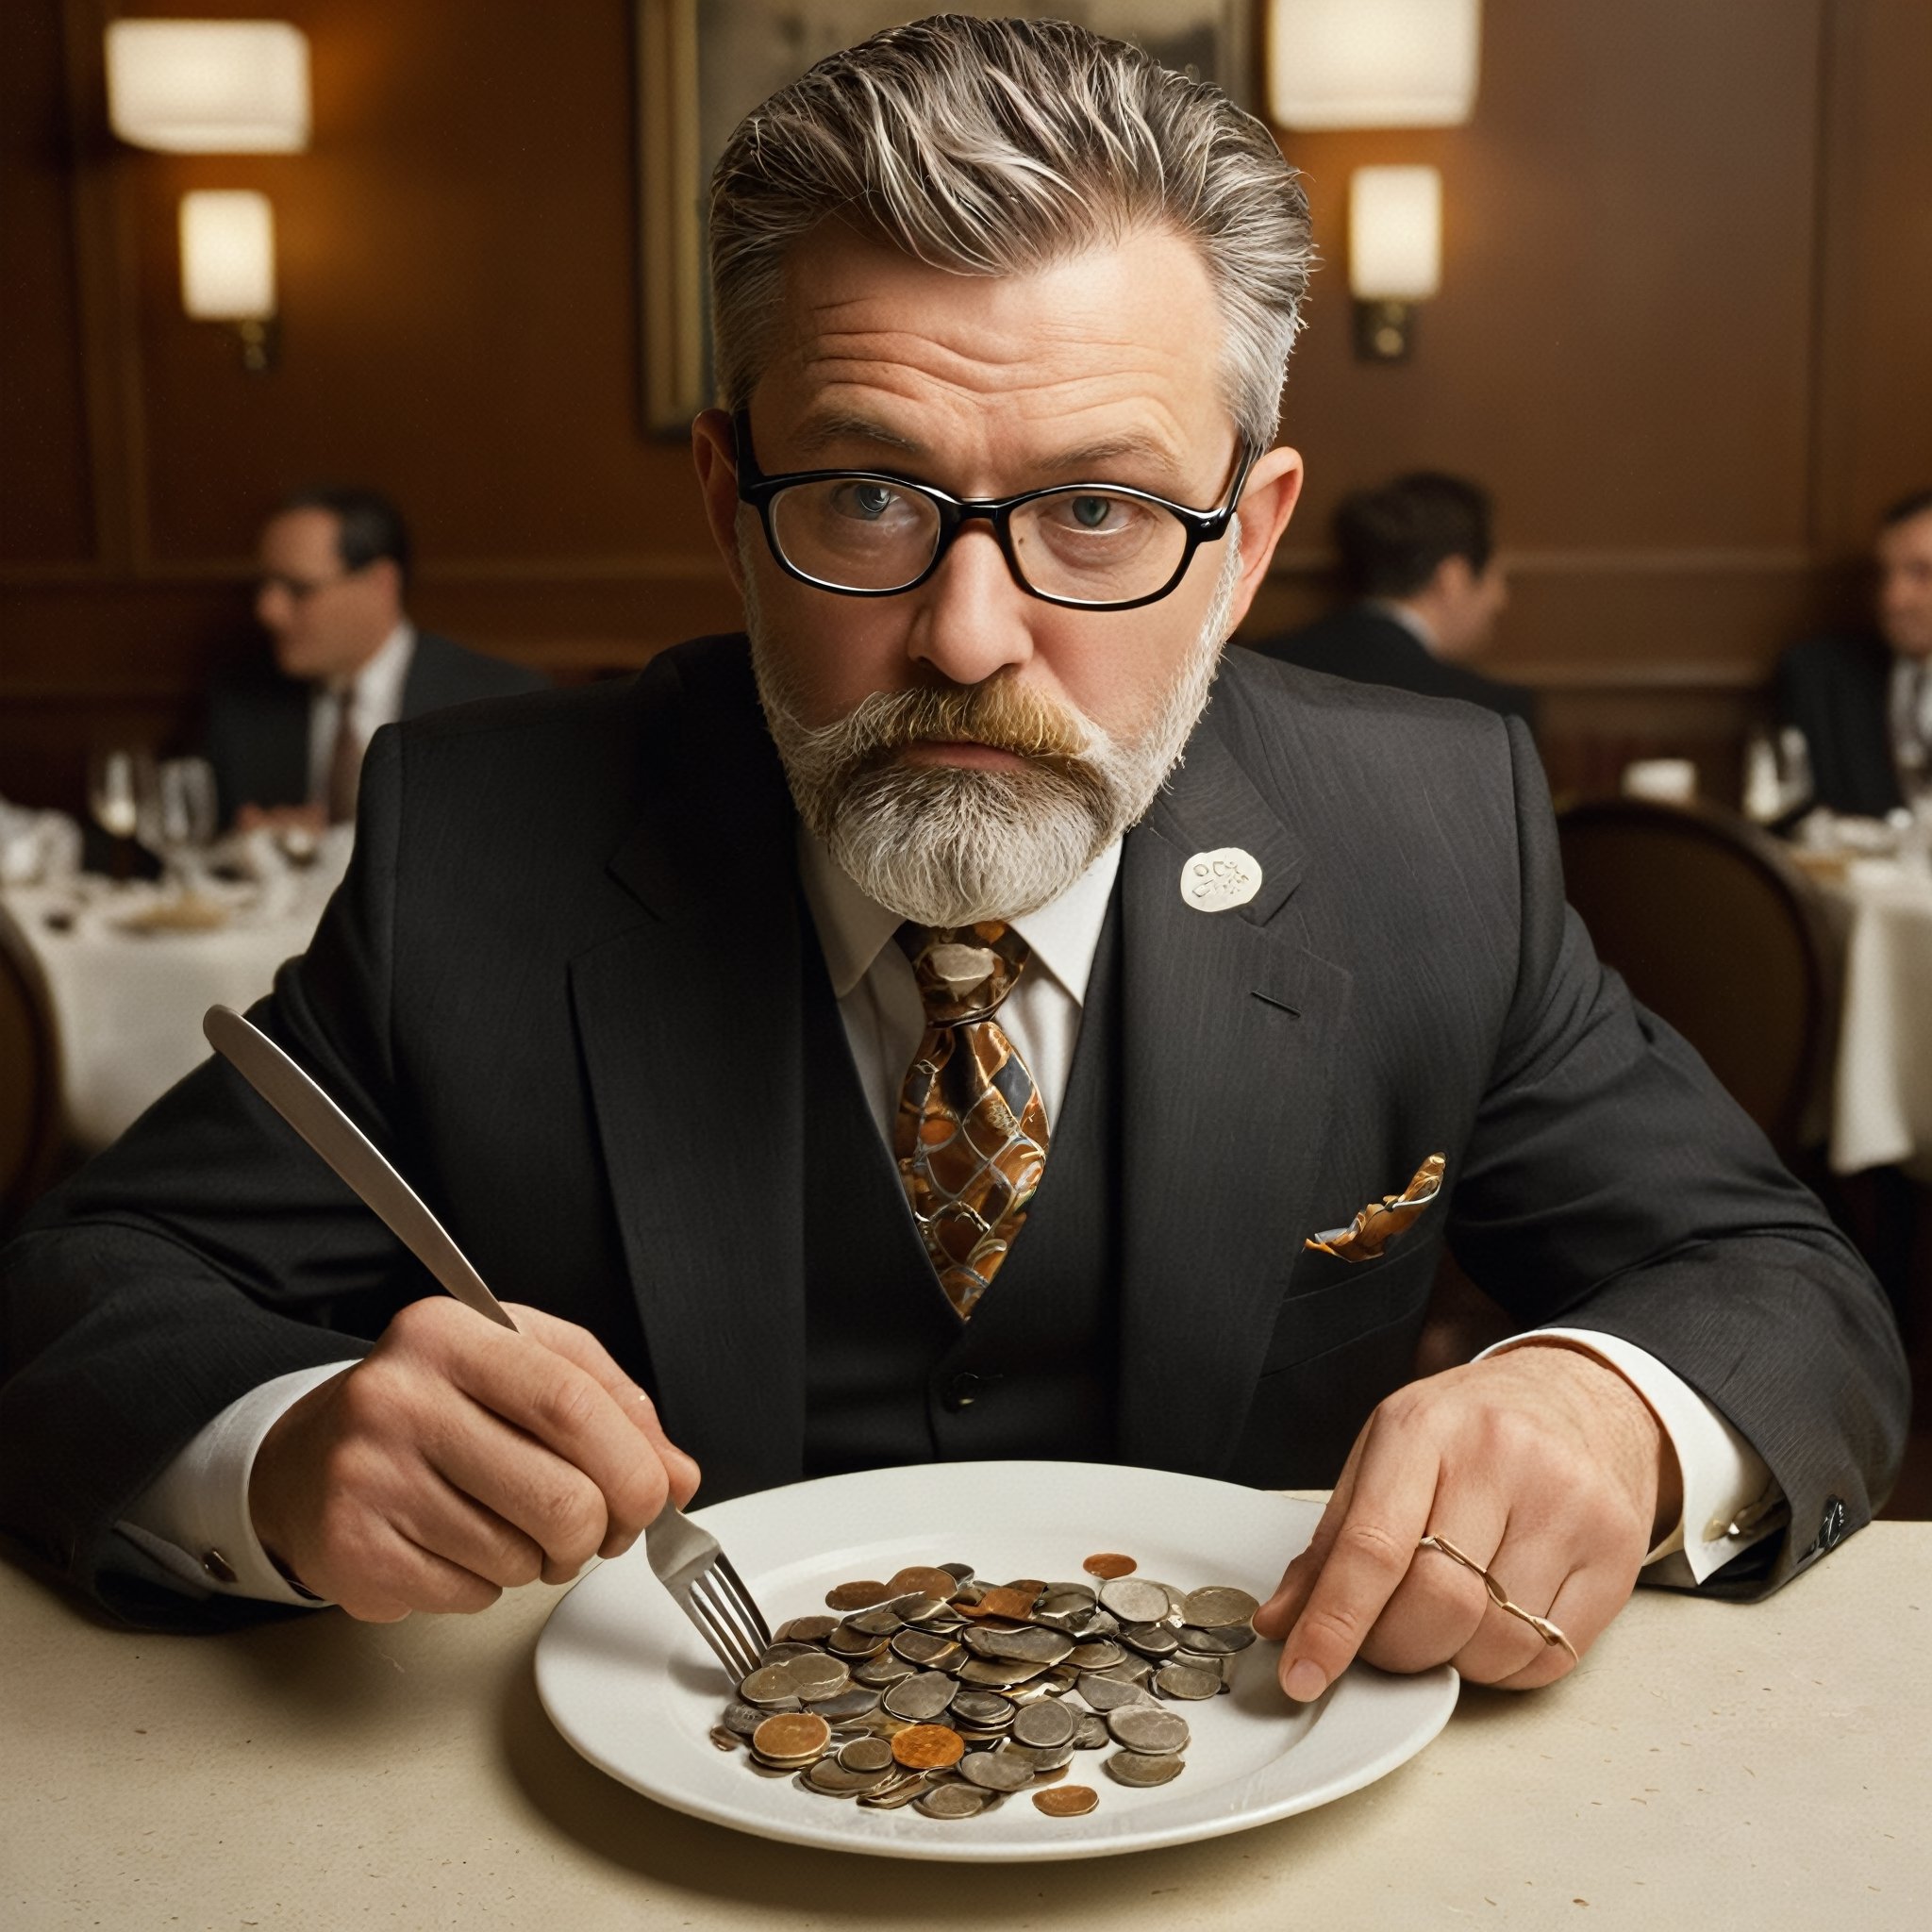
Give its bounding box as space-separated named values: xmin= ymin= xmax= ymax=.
xmin=1114 ymin=710 xmax=1354 ymax=1476
xmin=568 ymin=660 xmax=808 ymax=1494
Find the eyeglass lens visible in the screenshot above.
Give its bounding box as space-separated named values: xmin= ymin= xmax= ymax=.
xmin=768 ymin=479 xmax=1192 ymax=602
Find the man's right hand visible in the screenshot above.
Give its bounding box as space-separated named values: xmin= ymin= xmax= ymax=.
xmin=248 ymin=1298 xmax=701 ymax=1621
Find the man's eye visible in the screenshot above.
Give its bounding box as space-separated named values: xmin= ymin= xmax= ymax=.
xmin=1068 ymin=494 xmax=1117 ymax=530
xmin=831 ymin=482 xmax=902 ymax=521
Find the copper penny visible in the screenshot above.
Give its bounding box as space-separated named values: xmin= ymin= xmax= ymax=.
xmin=888 ymin=1564 xmax=962 ymax=1600
xmin=1033 ymin=1784 xmax=1100 ymax=1817
xmin=750 ymin=1711 xmax=832 ymax=1763
xmin=824 ymin=1579 xmax=895 ymax=1611
xmin=891 ymin=1724 xmax=967 ymax=1771
xmin=1083 ymin=1553 xmax=1138 ymax=1579
xmin=968 ymin=1584 xmax=1041 ymax=1623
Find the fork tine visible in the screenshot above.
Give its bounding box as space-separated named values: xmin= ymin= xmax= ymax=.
xmin=671 ymin=1585 xmax=750 ymax=1681
xmin=709 ymin=1550 xmax=774 ymax=1649
xmin=686 ymin=1576 xmax=762 ymax=1681
xmin=691 ymin=1566 xmax=766 ymax=1674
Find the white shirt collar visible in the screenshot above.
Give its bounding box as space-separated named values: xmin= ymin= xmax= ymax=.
xmin=797 ymin=825 xmax=1123 ymax=1007
xmin=1365 ymin=598 xmax=1440 ymax=655
xmin=337 ymin=621 xmax=415 ymax=718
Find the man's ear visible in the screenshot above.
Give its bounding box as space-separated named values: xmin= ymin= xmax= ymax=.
xmin=1223 ymin=443 xmax=1305 ymax=636
xmin=691 ymin=408 xmax=747 ymax=594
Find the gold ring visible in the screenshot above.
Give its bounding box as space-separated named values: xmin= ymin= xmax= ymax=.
xmin=1417 ymin=1533 xmax=1579 ymax=1665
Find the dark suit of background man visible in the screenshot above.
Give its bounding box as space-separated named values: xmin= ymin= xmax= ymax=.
xmin=1775 ymin=488 xmax=1932 ymax=819
xmin=0 ymin=19 xmax=1904 ymax=1712
xmin=1244 ymin=472 xmax=1537 ymax=735
xmin=203 ymin=484 xmax=546 ymax=830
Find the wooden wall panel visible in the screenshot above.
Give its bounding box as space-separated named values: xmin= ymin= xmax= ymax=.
xmin=2 ymin=0 xmax=1929 ymax=820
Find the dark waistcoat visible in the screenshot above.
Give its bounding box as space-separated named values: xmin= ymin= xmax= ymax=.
xmin=803 ymin=901 xmax=1124 ymax=1476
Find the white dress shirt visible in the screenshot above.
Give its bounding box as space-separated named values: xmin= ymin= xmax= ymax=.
xmin=304 ymin=622 xmax=416 ymax=809
xmin=118 ymin=825 xmax=1777 ymax=1600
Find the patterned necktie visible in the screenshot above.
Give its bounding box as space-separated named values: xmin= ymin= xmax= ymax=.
xmin=325 ymin=685 xmax=359 ymax=825
xmin=894 ymin=922 xmax=1052 ymax=1321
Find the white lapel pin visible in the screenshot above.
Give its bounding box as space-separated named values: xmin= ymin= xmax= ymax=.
xmin=1180 ymin=847 xmax=1262 ymax=913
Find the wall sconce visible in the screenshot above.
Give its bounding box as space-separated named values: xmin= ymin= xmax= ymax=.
xmin=1349 ymin=165 xmax=1441 ymax=361
xmin=180 ymin=191 xmax=277 ymax=372
xmin=105 ymin=20 xmax=310 ymax=152
xmin=1267 ymin=0 xmax=1482 ymax=129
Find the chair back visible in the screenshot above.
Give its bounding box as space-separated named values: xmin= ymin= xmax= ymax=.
xmin=0 ymin=900 xmax=64 ymax=1227
xmin=1556 ymin=796 xmax=1834 ymax=1163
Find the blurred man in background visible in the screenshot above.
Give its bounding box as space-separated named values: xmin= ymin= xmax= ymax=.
xmin=1775 ymin=488 xmax=1932 ymax=819
xmin=1245 ymin=471 xmax=1534 ymax=734
xmin=205 ymin=485 xmax=546 ymax=830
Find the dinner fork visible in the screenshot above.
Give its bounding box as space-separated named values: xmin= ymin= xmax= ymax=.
xmin=202 ymin=1002 xmax=774 ymax=1684
xmin=643 ymin=1507 xmax=773 ymax=1683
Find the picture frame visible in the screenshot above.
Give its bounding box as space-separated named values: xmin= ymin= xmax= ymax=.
xmin=635 ymin=1 xmax=1254 ymax=433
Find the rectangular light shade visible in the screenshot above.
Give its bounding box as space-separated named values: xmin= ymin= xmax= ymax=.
xmin=180 ymin=191 xmax=276 ymax=320
xmin=1269 ymin=0 xmax=1480 ymax=129
xmin=107 ymin=20 xmax=310 ymax=153
xmin=1349 ymin=166 xmax=1441 ymax=300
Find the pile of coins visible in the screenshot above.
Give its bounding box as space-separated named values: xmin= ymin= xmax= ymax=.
xmin=706 ymin=1553 xmax=1260 ymax=1822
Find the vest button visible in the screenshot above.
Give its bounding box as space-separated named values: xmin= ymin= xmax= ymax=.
xmin=942 ymin=1372 xmax=985 ymax=1411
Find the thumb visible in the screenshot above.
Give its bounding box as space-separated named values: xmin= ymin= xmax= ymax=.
xmin=1252 ymin=1438 xmax=1363 ymax=1639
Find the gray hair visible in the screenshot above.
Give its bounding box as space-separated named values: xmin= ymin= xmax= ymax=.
xmin=708 ymin=13 xmax=1313 ymax=447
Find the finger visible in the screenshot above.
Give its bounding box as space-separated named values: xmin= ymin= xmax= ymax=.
xmin=325 ymin=1521 xmax=502 ymax=1622
xmin=391 ymin=1440 xmax=553 ymax=1590
xmin=1253 ymin=1430 xmax=1369 ymax=1640
xmin=1484 ymin=1558 xmax=1629 ymax=1690
xmin=1277 ymin=1418 xmax=1441 ymax=1702
xmin=505 ymin=1306 xmax=704 ymax=1522
xmin=1354 ymin=1510 xmax=1509 ymax=1677
xmin=1433 ymin=1518 xmax=1573 ymax=1686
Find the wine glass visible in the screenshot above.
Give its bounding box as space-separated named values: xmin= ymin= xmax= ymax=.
xmin=87 ymin=748 xmax=142 ymax=882
xmin=134 ymin=756 xmax=219 ymax=898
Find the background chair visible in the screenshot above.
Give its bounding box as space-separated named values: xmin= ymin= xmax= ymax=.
xmin=1554 ymin=795 xmax=1836 ymax=1165
xmin=0 ymin=899 xmax=65 ymax=1230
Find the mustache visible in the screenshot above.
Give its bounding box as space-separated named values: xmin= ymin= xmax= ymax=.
xmin=830 ymin=678 xmax=1092 ymax=766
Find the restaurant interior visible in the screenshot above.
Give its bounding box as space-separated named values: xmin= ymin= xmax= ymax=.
xmin=2 ymin=1 xmax=1930 ymax=1914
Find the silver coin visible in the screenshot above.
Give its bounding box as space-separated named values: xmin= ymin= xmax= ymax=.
xmin=858 ymin=1773 xmax=930 ymax=1809
xmin=1093 ymin=1653 xmax=1154 ymax=1685
xmin=1016 ymin=1740 xmax=1077 ymax=1772
xmin=957 ymin=1749 xmax=1037 ymax=1792
xmin=787 ymin=1655 xmax=854 ymax=1700
xmin=708 ymin=1725 xmax=741 ymax=1752
xmin=838 ymin=1736 xmax=896 ymax=1773
xmin=915 ymin=1784 xmax=991 ymax=1820
xmin=803 ymin=1758 xmax=897 ymax=1797
xmin=1155 ymin=1663 xmax=1224 ymax=1702
xmin=881 ymin=1671 xmax=957 ymax=1722
xmin=778 ymin=1615 xmax=839 ymax=1644
xmin=757 ymin=1640 xmax=822 ymax=1664
xmin=1121 ymin=1623 xmax=1180 ymax=1658
xmin=891 ymin=1629 xmax=964 ymax=1669
xmin=1098 ymin=1577 xmax=1172 ymax=1625
xmin=824 ymin=1624 xmax=885 ymax=1657
xmin=737 ymin=1665 xmax=799 ymax=1707
xmin=949 ymin=1690 xmax=1016 ymax=1730
xmin=1011 ymin=1701 xmax=1077 ymax=1750
xmin=941 ymin=1562 xmax=975 ymax=1586
xmin=808 ymin=1686 xmax=883 ymax=1722
xmin=1108 ymin=1706 xmax=1191 ymax=1755
xmin=1182 ymin=1585 xmax=1259 ymax=1629
xmin=1075 ymin=1673 xmax=1156 ymax=1712
xmin=720 ymin=1700 xmax=766 ymax=1737
xmin=1104 ymin=1749 xmax=1186 ymax=1788
xmin=1073 ymin=1712 xmax=1111 ymax=1749
xmin=1067 ymin=1639 xmax=1125 ymax=1671
xmin=851 ymin=1653 xmax=918 ymax=1688
xmin=957 ymin=1657 xmax=1047 ymax=1689
xmin=845 ymin=1607 xmax=906 ymax=1636
xmin=1178 ymin=1622 xmax=1257 ymax=1655
xmin=890 ymin=1593 xmax=952 ymax=1623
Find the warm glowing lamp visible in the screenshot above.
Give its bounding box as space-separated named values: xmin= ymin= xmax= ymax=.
xmin=106 ymin=20 xmax=310 ymax=153
xmin=1268 ymin=0 xmax=1481 ymax=130
xmin=180 ymin=190 xmax=277 ymax=370
xmin=1348 ymin=165 xmax=1441 ymax=360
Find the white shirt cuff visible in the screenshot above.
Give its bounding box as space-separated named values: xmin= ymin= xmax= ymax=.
xmin=1477 ymin=1326 xmax=1781 ymax=1584
xmin=115 ymin=1360 xmax=358 ymax=1606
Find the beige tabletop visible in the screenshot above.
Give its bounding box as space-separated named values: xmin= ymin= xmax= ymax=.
xmin=5 ymin=1525 xmax=1926 ymax=1931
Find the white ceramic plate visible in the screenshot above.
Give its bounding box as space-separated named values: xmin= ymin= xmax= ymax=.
xmin=534 ymin=1460 xmax=1457 ymax=1862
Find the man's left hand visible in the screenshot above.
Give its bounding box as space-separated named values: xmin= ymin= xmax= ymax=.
xmin=1251 ymin=1344 xmax=1683 ymax=1698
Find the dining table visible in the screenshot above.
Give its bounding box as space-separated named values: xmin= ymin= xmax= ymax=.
xmin=4 ymin=1519 xmax=1924 ymax=1930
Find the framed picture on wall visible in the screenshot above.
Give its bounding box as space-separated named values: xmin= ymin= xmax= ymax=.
xmin=635 ymin=1 xmax=1254 ymax=433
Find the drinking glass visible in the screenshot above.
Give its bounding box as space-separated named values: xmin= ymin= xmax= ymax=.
xmin=134 ymin=756 xmax=219 ymax=896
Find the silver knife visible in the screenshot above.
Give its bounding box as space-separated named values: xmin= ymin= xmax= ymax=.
xmin=202 ymin=1004 xmax=517 ymax=1331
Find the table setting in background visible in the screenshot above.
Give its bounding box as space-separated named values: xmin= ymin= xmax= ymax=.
xmin=0 ymin=755 xmax=351 ymax=1151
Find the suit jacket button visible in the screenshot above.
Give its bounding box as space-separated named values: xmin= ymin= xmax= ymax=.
xmin=943 ymin=1372 xmax=985 ymax=1412
xmin=1818 ymin=1496 xmax=1847 ymax=1551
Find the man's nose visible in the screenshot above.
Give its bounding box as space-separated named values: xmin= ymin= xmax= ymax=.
xmin=256 ymin=583 xmax=289 ymax=629
xmin=906 ymin=521 xmax=1035 ymax=687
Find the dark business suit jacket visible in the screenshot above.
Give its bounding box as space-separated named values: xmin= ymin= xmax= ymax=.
xmin=1244 ymin=604 xmax=1539 ymax=736
xmin=0 ymin=638 xmax=1905 ymax=1627
xmin=1774 ymin=631 xmax=1904 ymax=819
xmin=202 ymin=629 xmax=548 ymax=824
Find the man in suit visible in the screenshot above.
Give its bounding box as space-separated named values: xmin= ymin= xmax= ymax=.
xmin=1774 ymin=488 xmax=1932 ymax=818
xmin=0 ymin=21 xmax=1905 ymax=1707
xmin=1244 ymin=472 xmax=1537 ymax=734
xmin=204 ymin=484 xmax=546 ymax=829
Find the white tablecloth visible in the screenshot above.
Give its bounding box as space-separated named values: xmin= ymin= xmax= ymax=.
xmin=1824 ymin=859 xmax=1932 ymax=1179
xmin=5 ymin=850 xmax=348 ymax=1152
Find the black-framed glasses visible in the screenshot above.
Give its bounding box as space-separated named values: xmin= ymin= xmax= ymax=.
xmin=256 ymin=566 xmax=366 ymax=603
xmin=732 ymin=410 xmax=1257 ymax=612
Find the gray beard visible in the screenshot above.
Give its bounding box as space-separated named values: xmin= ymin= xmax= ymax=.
xmin=749 ymin=522 xmax=1243 ymax=928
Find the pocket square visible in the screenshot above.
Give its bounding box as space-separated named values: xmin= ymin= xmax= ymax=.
xmin=1304 ymin=1153 xmax=1445 ymax=1262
